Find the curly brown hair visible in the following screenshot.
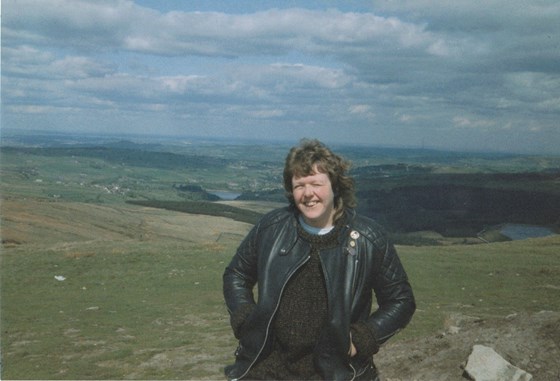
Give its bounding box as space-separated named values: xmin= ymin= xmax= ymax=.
xmin=283 ymin=139 xmax=356 ymax=222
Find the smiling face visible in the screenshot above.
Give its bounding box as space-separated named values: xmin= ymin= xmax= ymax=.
xmin=291 ymin=166 xmax=336 ymax=229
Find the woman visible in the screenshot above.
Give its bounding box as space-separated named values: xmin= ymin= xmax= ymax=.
xmin=223 ymin=139 xmax=415 ymax=380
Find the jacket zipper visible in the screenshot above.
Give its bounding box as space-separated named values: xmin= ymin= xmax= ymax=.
xmin=234 ymin=254 xmax=311 ymax=380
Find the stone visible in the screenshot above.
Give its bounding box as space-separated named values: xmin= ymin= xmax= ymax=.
xmin=464 ymin=345 xmax=532 ymax=381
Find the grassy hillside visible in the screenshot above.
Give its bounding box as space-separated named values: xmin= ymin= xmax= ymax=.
xmin=1 ymin=197 xmax=251 ymax=380
xmin=1 ymin=195 xmax=559 ymax=380
xmin=1 ymin=140 xmax=559 ymax=379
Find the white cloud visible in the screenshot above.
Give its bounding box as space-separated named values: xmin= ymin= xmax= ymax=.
xmin=537 ymin=98 xmax=560 ymax=113
xmin=3 ymin=1 xmax=451 ymax=59
xmin=348 ymin=105 xmax=376 ymax=120
xmin=349 ymin=105 xmax=371 ymax=114
xmin=398 ymin=114 xmax=415 ymax=123
xmin=452 ymin=116 xmax=495 ymax=130
xmin=53 ymin=57 xmax=115 ymax=79
xmin=160 ymin=75 xmax=207 ymax=94
xmin=266 ymin=64 xmax=351 ymax=89
xmin=247 ymin=109 xmax=285 ymax=118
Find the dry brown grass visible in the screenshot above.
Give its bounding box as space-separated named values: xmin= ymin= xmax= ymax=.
xmin=1 ymin=196 xmax=253 ymax=247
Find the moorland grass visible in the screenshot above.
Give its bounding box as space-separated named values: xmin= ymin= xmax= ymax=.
xmin=2 ymin=146 xmax=559 ymax=379
xmin=2 ymin=234 xmax=559 ymax=379
xmin=399 ymin=235 xmax=560 ymax=338
xmin=1 ymin=239 xmax=238 ymax=380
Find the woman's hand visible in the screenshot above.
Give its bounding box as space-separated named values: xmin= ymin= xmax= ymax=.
xmin=348 ymin=343 xmax=358 ymax=357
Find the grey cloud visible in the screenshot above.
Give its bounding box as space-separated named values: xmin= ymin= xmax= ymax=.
xmin=3 ymin=1 xmax=448 ymax=59
xmin=241 ymin=64 xmax=353 ymax=91
xmin=375 ymin=0 xmax=560 ymax=73
xmin=3 ymin=0 xmax=152 ymax=50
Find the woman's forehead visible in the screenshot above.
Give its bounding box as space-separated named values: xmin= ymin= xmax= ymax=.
xmin=292 ymin=169 xmax=329 ymax=182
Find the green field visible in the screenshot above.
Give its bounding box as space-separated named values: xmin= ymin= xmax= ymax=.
xmin=1 ymin=139 xmax=559 ymax=379
xmin=2 ymin=239 xmax=238 ymax=379
xmin=2 ymin=208 xmax=558 ymax=379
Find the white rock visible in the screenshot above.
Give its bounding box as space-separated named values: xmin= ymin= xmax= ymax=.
xmin=448 ymin=325 xmax=461 ymax=334
xmin=464 ymin=345 xmax=532 ymax=381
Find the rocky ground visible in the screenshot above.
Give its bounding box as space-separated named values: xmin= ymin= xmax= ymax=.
xmin=375 ymin=311 xmax=560 ymax=381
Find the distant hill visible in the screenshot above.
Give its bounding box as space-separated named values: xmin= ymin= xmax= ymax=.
xmin=2 ymin=140 xmax=559 ymax=241
xmin=356 ymin=183 xmax=560 ymax=236
xmin=0 ymin=146 xmax=229 ymax=170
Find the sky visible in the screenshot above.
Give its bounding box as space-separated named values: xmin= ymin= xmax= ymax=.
xmin=2 ymin=0 xmax=560 ymax=154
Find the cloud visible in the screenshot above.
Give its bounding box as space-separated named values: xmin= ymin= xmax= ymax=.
xmin=2 ymin=0 xmax=559 ymax=153
xmin=348 ymin=105 xmax=376 ymax=120
xmin=3 ymin=0 xmax=147 ymax=51
xmin=247 ymin=109 xmax=285 ymax=119
xmin=452 ymin=116 xmax=495 ymax=130
xmin=3 ymin=1 xmax=450 ymax=59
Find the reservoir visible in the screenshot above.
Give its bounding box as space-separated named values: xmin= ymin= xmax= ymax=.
xmin=209 ymin=191 xmax=242 ymax=200
xmin=499 ymin=224 xmax=557 ymax=240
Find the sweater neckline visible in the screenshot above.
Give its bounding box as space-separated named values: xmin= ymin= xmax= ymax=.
xmin=298 ymin=215 xmax=335 ymax=235
xmin=296 ymin=214 xmax=345 ymax=247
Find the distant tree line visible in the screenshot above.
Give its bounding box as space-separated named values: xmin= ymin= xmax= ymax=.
xmin=356 ymin=185 xmax=560 ymax=236
xmin=173 ymin=184 xmax=220 ymax=201
xmin=126 ymin=200 xmax=262 ymax=225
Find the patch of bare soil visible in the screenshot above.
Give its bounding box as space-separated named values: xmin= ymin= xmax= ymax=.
xmin=375 ymin=311 xmax=560 ymax=381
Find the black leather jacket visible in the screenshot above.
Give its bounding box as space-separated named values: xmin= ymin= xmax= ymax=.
xmin=223 ymin=207 xmax=415 ymax=380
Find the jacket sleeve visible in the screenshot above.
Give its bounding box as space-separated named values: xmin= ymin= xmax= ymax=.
xmin=368 ymin=239 xmax=416 ymax=344
xmin=223 ymin=224 xmax=259 ymax=338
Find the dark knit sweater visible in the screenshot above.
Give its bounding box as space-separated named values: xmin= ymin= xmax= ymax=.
xmin=245 ymin=221 xmax=342 ymax=380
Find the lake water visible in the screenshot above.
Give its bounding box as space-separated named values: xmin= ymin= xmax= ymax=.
xmin=500 ymin=224 xmax=557 ymax=240
xmin=208 ymin=191 xmax=242 ymax=200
